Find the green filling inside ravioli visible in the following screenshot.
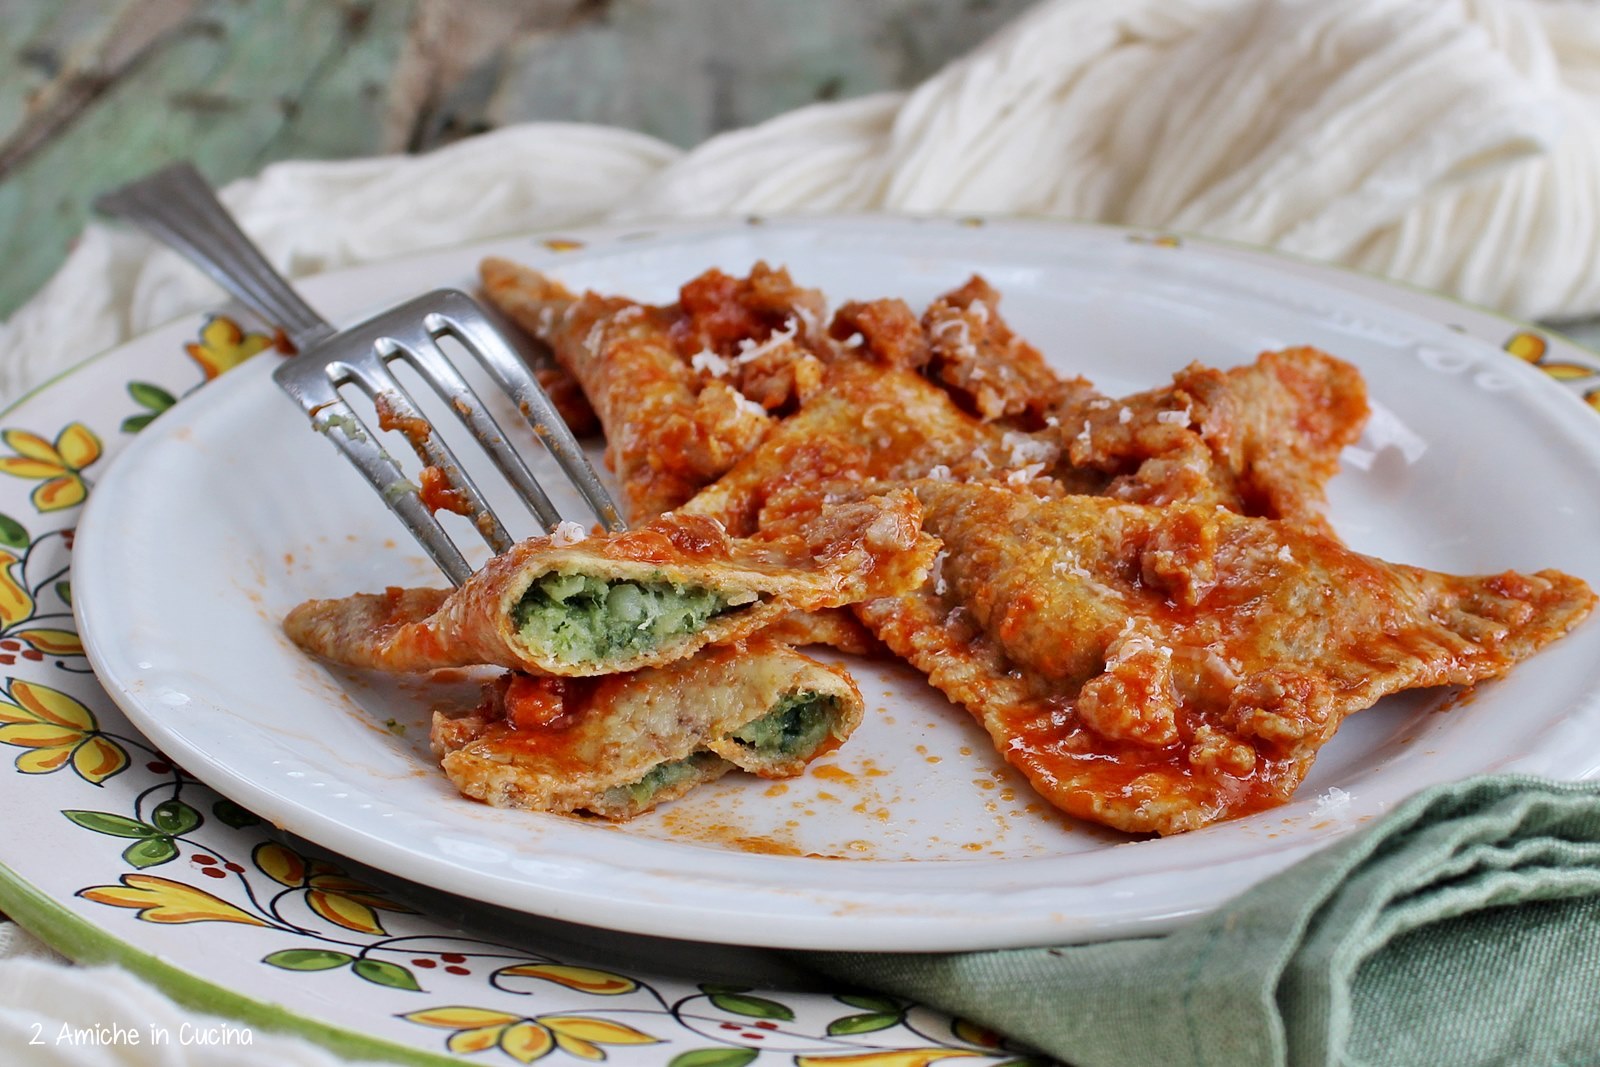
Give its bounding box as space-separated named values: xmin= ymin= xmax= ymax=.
xmin=731 ymin=690 xmax=838 ymax=761
xmin=513 ymin=572 xmax=742 ymax=665
xmin=601 ymin=753 xmax=714 ymax=811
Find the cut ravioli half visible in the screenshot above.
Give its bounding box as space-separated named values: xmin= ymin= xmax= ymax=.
xmin=430 ymin=641 xmax=863 ymax=819
xmin=284 ymin=491 xmax=937 ymax=675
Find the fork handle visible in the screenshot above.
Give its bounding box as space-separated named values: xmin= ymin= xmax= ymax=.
xmin=95 ymin=162 xmax=337 ymax=352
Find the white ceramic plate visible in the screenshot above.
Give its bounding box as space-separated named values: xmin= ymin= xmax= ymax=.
xmin=73 ymin=216 xmax=1600 ymax=952
xmin=0 ymin=276 xmax=1012 ymax=1066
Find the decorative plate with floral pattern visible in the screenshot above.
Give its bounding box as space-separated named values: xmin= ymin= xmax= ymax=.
xmin=4 ymin=217 xmax=1600 ymax=1062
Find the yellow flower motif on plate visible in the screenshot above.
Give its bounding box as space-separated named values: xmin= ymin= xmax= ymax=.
xmin=8 ymin=628 xmax=83 ymax=656
xmin=1504 ymin=329 xmax=1597 ymax=382
xmin=186 ymin=315 xmax=274 ymax=380
xmin=795 ymin=1051 xmax=983 ymax=1067
xmin=950 ymin=1019 xmax=1006 ymax=1049
xmin=0 ymin=550 xmax=83 ymax=657
xmin=79 ymin=873 xmax=268 ymax=926
xmin=0 ymin=679 xmax=125 ymax=781
xmin=402 ymin=1007 xmax=659 ymax=1064
xmin=0 ymin=550 xmax=32 ymax=627
xmin=254 ymin=841 xmax=414 ymax=934
xmin=0 ymin=423 xmax=101 ymax=512
xmin=494 ymin=963 xmax=637 ymax=995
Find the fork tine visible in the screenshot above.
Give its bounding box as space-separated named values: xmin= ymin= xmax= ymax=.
xmin=99 ymin=164 xmax=629 ymax=585
xmin=429 ymin=294 xmax=627 ymax=532
xmin=307 ymin=398 xmax=475 ymax=586
xmin=391 ymin=336 xmax=569 ymax=533
xmin=338 ymin=353 xmax=516 ymax=555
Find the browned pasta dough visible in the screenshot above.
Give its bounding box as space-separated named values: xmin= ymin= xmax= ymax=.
xmin=432 ymin=641 xmax=862 ymax=819
xmin=285 ymin=492 xmax=936 ymax=674
xmin=856 ymin=481 xmax=1595 ymax=834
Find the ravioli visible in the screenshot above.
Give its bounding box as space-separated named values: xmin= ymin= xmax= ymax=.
xmin=855 ymin=481 xmax=1596 ymax=835
xmin=305 ymin=258 xmax=1596 ymax=834
xmin=1051 ymin=346 xmax=1370 ymax=530
xmin=681 ymin=358 xmax=1062 ymax=535
xmin=480 ymin=257 xmax=832 ymax=521
xmin=284 ymin=491 xmax=937 ymax=675
xmin=431 ymin=641 xmax=863 ymax=819
xmin=920 ymin=275 xmax=1079 ymax=424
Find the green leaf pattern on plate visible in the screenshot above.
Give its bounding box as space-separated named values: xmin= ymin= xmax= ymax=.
xmin=263 ymin=948 xmax=355 ymax=972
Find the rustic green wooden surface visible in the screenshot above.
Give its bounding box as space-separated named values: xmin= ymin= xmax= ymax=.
xmin=0 ymin=0 xmax=1032 ymax=321
xmin=2 ymin=0 xmax=1597 ymax=351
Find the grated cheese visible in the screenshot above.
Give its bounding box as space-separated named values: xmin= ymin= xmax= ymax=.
xmin=1052 ymin=558 xmax=1092 ymax=580
xmin=793 ymin=304 xmax=822 ymax=337
xmin=734 ymin=317 xmax=798 ymax=364
xmin=1002 ymin=430 xmax=1057 ymax=467
xmin=1156 ymin=406 xmax=1192 ymax=426
xmin=1312 ymin=787 xmax=1353 ymax=818
xmin=732 ymin=392 xmax=768 ymax=420
xmin=691 ymin=349 xmax=731 ymax=377
xmin=930 ymin=315 xmax=975 ymax=357
xmin=550 ymin=520 xmax=588 ymax=546
xmin=1006 ymin=464 xmax=1044 ymax=484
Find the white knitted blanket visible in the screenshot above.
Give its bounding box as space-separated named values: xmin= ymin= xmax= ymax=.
xmin=3 ymin=0 xmax=1598 ymax=407
xmin=1 ymin=0 xmax=1597 ymax=1062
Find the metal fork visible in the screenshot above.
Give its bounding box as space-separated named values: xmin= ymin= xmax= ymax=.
xmin=95 ymin=162 xmax=624 ymax=586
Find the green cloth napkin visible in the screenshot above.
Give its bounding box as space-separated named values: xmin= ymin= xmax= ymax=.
xmin=808 ymin=775 xmax=1600 ymax=1067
